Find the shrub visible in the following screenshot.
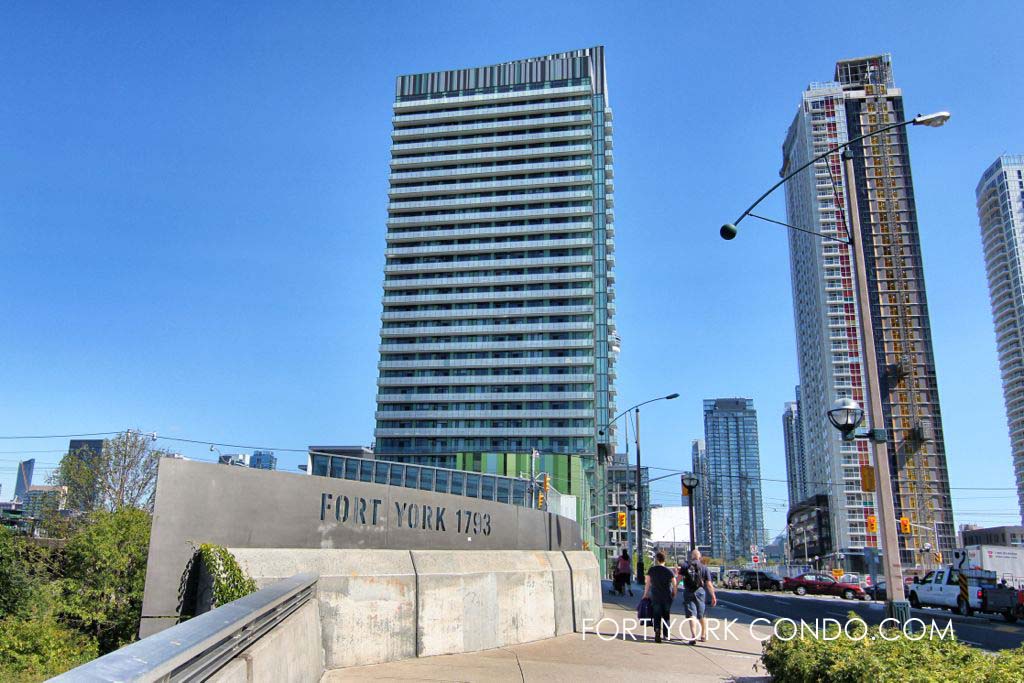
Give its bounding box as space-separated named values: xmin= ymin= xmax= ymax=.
xmin=0 ymin=613 xmax=97 ymax=682
xmin=762 ymin=616 xmax=1024 ymax=683
xmin=0 ymin=528 xmax=33 ymax=618
xmin=197 ymin=544 xmax=257 ymax=607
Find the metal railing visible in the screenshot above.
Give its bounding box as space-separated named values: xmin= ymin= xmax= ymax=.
xmin=52 ymin=572 xmax=317 ymax=683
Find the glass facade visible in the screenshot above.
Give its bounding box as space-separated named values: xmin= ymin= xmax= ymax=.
xmin=703 ymin=398 xmax=766 ymax=561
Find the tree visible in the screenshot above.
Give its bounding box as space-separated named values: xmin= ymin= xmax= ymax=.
xmin=0 ymin=527 xmax=32 ymax=618
xmin=52 ymin=430 xmax=169 ymax=512
xmin=58 ymin=509 xmax=151 ymax=654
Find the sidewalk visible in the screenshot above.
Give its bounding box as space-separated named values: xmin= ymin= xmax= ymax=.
xmin=326 ymin=585 xmax=771 ymax=682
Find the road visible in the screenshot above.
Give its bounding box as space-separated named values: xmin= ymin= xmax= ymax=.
xmin=716 ymin=588 xmax=1024 ymax=652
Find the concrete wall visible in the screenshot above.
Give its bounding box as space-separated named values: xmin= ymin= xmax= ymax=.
xmin=208 ymin=600 xmax=324 ymax=683
xmin=227 ymin=548 xmax=601 ymax=671
xmin=142 ymin=458 xmax=583 ymax=636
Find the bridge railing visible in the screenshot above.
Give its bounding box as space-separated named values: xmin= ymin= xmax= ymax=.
xmin=52 ymin=572 xmax=317 ymax=682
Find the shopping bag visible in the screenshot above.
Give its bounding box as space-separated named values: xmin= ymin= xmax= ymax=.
xmin=637 ymin=597 xmax=652 ymax=623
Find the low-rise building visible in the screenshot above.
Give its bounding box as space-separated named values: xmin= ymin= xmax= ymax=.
xmin=962 ymin=525 xmax=1024 ymax=547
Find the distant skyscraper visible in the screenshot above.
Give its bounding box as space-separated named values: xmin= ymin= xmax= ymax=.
xmin=373 ymin=47 xmax=617 ymax=549
xmin=13 ymin=459 xmax=35 ymax=503
xmin=782 ymin=54 xmax=954 ymax=564
xmin=690 ymin=439 xmax=712 ymax=551
xmin=218 ymin=453 xmax=249 ymax=467
xmin=977 ymin=154 xmax=1024 ymax=524
xmin=703 ymin=398 xmax=765 ymax=560
xmin=249 ymin=450 xmax=277 ymax=470
xmin=782 ymin=389 xmax=808 ymax=509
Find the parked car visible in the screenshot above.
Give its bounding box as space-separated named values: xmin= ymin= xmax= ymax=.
xmin=783 ymin=572 xmax=868 ymax=600
xmin=722 ymin=570 xmax=743 ymax=589
xmin=740 ymin=570 xmax=784 ymax=591
xmin=839 ymin=573 xmax=864 ymax=587
xmin=866 ymin=579 xmax=887 ymax=601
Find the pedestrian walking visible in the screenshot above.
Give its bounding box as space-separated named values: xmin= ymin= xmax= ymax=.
xmin=642 ymin=551 xmax=676 ymax=643
xmin=614 ymin=550 xmax=633 ymax=596
xmin=678 ymin=549 xmax=717 ymax=645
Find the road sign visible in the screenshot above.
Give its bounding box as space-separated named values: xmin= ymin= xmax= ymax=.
xmin=752 ymin=555 xmax=760 ymax=564
xmin=832 ymin=568 xmax=844 ymax=579
xmin=750 ymin=545 xmax=757 ymax=554
xmin=860 ymin=465 xmax=875 ymax=493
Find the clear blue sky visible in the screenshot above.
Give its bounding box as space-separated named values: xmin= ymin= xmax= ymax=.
xmin=2 ymin=2 xmax=1022 ymax=539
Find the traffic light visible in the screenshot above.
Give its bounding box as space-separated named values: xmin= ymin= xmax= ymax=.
xmin=866 ymin=515 xmax=878 ymax=533
xmin=617 ymin=511 xmax=627 ymax=528
xmin=544 ymin=474 xmax=550 ymax=493
xmin=537 ymin=489 xmax=544 ymax=508
xmin=900 ymin=517 xmax=911 ymax=533
xmin=860 ymin=465 xmax=876 ymax=493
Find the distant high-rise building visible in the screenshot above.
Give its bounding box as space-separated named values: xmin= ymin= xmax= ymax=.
xmin=372 ymin=47 xmax=617 ymax=551
xmin=782 ymin=390 xmax=809 ymax=509
xmin=782 ymin=54 xmax=954 ymax=564
xmin=13 ymin=459 xmax=34 ymax=503
xmin=23 ymin=485 xmax=67 ymax=519
xmin=690 ymin=439 xmax=712 ymax=551
xmin=249 ymin=450 xmax=277 ymax=470
xmin=703 ymin=398 xmax=765 ymax=560
xmin=976 ymin=155 xmax=1024 ymax=524
xmin=218 ymin=453 xmax=249 ymax=467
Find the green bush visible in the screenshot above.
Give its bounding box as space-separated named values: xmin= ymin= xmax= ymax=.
xmin=762 ymin=616 xmax=1024 ymax=683
xmin=0 ymin=613 xmax=97 ymax=682
xmin=197 ymin=544 xmax=257 ymax=607
xmin=57 ymin=508 xmax=152 ymax=654
xmin=0 ymin=527 xmax=33 ymax=618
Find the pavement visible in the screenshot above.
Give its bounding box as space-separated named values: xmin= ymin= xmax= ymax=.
xmin=325 ymin=583 xmax=772 ymax=682
xmin=716 ymin=588 xmax=1024 ymax=652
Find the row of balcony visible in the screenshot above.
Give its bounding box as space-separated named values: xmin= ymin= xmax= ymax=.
xmin=384 ymin=271 xmax=593 ymax=290
xmin=378 ymin=373 xmax=594 ymax=387
xmin=390 ymin=144 xmax=593 ymax=170
xmin=377 ymin=391 xmax=595 ymax=403
xmin=389 ymin=173 xmax=592 ymax=197
xmin=374 ymin=427 xmax=595 ymax=437
xmin=381 ymin=305 xmax=594 ymax=322
xmin=382 ymin=287 xmax=593 ymax=303
xmin=378 ymin=355 xmax=594 ymax=369
xmin=392 ymin=95 xmax=591 ymax=125
xmin=384 ymin=254 xmax=593 ymax=274
xmin=379 ymin=338 xmax=592 ymax=353
xmin=386 ymin=220 xmax=594 ymax=243
xmin=386 ymin=205 xmax=593 ymax=228
xmin=375 ymin=409 xmax=594 ymax=420
xmin=387 ymin=189 xmax=593 ymax=214
xmin=391 ymin=128 xmax=591 ymax=154
xmin=380 ymin=321 xmax=594 ymax=337
xmin=392 ymin=113 xmax=593 ymax=140
xmin=390 ymin=158 xmax=591 ymax=183
xmin=385 ymin=237 xmax=594 ymax=257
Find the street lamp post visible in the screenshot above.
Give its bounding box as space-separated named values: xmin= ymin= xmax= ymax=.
xmin=681 ymin=473 xmax=699 ymax=552
xmin=721 ymin=111 xmax=949 ymax=626
xmin=599 ymin=392 xmax=679 ymax=584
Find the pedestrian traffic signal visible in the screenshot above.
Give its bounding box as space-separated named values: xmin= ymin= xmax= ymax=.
xmin=617 ymin=511 xmax=627 ymax=528
xmin=867 ymin=515 xmax=878 ymax=533
xmin=899 ymin=517 xmax=911 ymax=533
xmin=860 ymin=465 xmax=876 ymax=493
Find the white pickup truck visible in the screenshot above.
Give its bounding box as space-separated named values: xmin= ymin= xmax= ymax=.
xmin=908 ymin=565 xmax=1002 ymax=617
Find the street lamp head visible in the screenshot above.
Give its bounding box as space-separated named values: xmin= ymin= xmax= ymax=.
xmin=827 ymin=398 xmax=864 ymax=440
xmin=912 ymin=111 xmax=951 ymax=128
xmin=665 ymin=393 xmax=680 ymax=400
xmin=720 ymin=223 xmax=738 ymax=240
xmin=681 ymin=473 xmax=699 ymax=490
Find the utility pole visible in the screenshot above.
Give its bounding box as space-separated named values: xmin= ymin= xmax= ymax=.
xmin=634 ymin=407 xmax=644 ymax=583
xmin=843 ymin=149 xmax=909 ymax=621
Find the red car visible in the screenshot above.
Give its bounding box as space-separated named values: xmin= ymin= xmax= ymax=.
xmin=783 ymin=573 xmax=868 ymax=600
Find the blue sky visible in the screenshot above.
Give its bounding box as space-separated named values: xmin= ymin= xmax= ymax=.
xmin=2 ymin=1 xmax=1022 ymax=540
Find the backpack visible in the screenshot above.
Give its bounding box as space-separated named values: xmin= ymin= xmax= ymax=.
xmin=682 ymin=562 xmax=703 ymax=592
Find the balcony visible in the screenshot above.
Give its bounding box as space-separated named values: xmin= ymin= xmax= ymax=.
xmin=376 ymin=373 xmax=595 ymax=386
xmin=386 ymin=220 xmax=593 ymax=243
xmin=392 ymin=84 xmax=591 ymax=113
xmin=392 ymin=97 xmax=591 ymax=126
xmin=383 ymin=254 xmax=593 ymax=274
xmin=391 ymin=112 xmax=593 ymax=140
xmin=376 ymin=391 xmax=595 ymax=403
xmin=381 ymin=286 xmax=593 ymax=303
xmin=383 ymin=271 xmax=594 ymax=290
xmin=389 ymin=158 xmax=591 ymax=183
xmin=385 ymin=237 xmax=593 ymax=258
xmin=378 ymin=321 xmax=594 ymax=337
xmin=379 ymin=338 xmax=593 ymax=353
xmin=391 ymin=128 xmax=590 ymax=154
xmin=387 ymin=189 xmax=593 ymax=213
xmin=380 ymin=305 xmax=595 ymax=322
xmin=388 ymin=174 xmax=592 ymax=198
xmin=377 ymin=355 xmax=594 ymax=370
xmin=390 ymin=144 xmax=592 ymax=170
xmin=375 ymin=409 xmax=593 ymax=420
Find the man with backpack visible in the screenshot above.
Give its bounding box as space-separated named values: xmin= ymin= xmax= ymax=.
xmin=678 ymin=549 xmax=716 ymax=645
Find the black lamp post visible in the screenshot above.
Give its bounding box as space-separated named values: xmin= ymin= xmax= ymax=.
xmin=599 ymin=392 xmax=679 ymax=584
xmin=681 ymin=473 xmax=699 ymax=552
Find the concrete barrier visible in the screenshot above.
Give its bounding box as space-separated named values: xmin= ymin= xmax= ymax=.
xmin=208 ymin=600 xmax=323 ymax=683
xmin=230 ymin=549 xmax=416 ymax=669
xmin=226 ymin=548 xmax=602 ymax=671
xmin=563 ymin=551 xmax=603 ymax=627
